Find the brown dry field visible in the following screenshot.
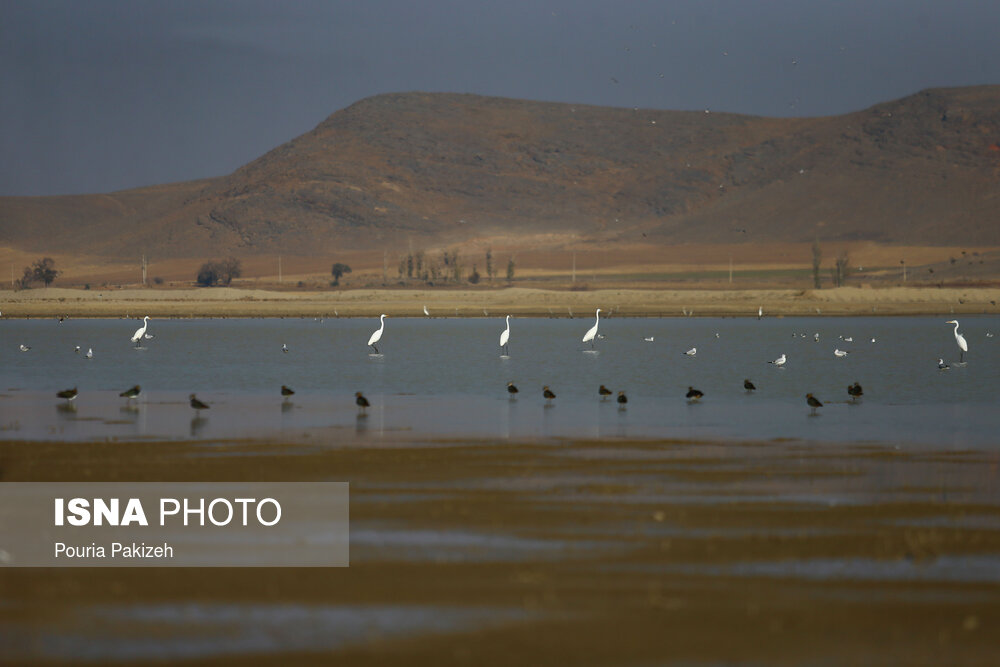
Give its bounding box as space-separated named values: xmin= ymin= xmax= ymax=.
xmin=1 ymin=436 xmax=998 ymax=665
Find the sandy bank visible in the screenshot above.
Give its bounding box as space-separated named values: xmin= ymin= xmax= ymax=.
xmin=2 ymin=285 xmax=1000 ymax=318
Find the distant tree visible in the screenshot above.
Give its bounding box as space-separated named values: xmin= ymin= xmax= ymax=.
xmin=331 ymin=262 xmax=352 ymax=286
xmin=506 ymin=257 xmax=516 ymax=283
xmin=406 ymin=253 xmax=414 ymax=279
xmin=196 ymin=257 xmax=242 ymax=287
xmin=468 ymin=264 xmax=480 ymax=284
xmin=485 ymin=247 xmax=494 ymax=282
xmin=450 ymin=250 xmax=461 ymax=282
xmin=811 ymin=241 xmax=822 ymax=289
xmin=20 ymin=257 xmax=59 ymax=288
xmin=833 ymin=252 xmax=850 ymax=287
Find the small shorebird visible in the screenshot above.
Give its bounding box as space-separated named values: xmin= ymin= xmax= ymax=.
xmin=281 ymin=343 xmax=289 ymax=353
xmin=806 ymin=393 xmax=823 ymax=415
xmin=644 ymin=336 xmax=654 ymax=342
xmin=744 ymin=379 xmax=756 ymax=392
xmin=686 ymin=386 xmax=704 ymax=401
xmin=617 ymin=391 xmax=628 ymax=406
xmin=599 ymin=385 xmax=613 ymax=400
xmin=769 ymin=353 xmax=787 ymax=366
xmin=19 ymin=344 xmax=30 ymax=352
xmin=938 ymin=358 xmax=950 ymax=371
xmin=834 ymin=348 xmax=849 ymax=357
xmin=684 ymin=347 xmax=697 ymax=356
xmin=57 ymin=387 xmax=78 ymax=402
xmin=119 ymin=385 xmax=141 ymax=401
xmin=543 ymin=386 xmax=556 ymax=403
xmin=847 ymin=382 xmax=863 ymax=402
xmin=281 ymin=385 xmax=295 ymax=397
xmin=189 ymin=394 xmax=210 ymax=411
xmin=74 ymin=345 xmax=81 ymax=353
xmin=506 ymin=381 xmax=519 ymax=397
xmin=355 ymin=391 xmax=370 ymax=413
xmin=85 ymin=348 xmax=93 ymax=359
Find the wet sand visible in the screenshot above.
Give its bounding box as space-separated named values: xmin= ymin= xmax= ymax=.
xmin=4 ymin=285 xmax=1000 ymax=318
xmin=2 ymin=433 xmax=999 ymax=664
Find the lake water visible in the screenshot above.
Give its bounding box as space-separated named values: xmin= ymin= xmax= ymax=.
xmin=2 ymin=315 xmax=998 ymax=446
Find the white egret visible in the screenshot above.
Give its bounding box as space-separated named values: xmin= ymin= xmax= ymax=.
xmin=685 ymin=347 xmax=697 ymax=356
xmin=131 ymin=316 xmax=150 ymax=348
xmin=946 ymin=320 xmax=968 ymax=362
xmin=368 ymin=314 xmax=387 ymax=354
xmin=582 ymin=308 xmax=602 ymax=349
xmin=834 ymin=349 xmax=848 ymax=357
xmin=758 ymin=306 xmax=763 ymax=320
xmin=769 ymin=353 xmax=787 ymax=366
xmin=499 ymin=315 xmax=511 ymax=355
xmin=423 ymin=305 xmax=430 ymax=317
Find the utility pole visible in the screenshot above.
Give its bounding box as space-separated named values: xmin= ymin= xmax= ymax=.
xmin=278 ymin=255 xmax=282 ymax=284
xmin=729 ymin=256 xmax=733 ymax=284
xmin=572 ymin=252 xmax=576 ymax=283
xmin=141 ymin=254 xmax=147 ymax=286
xmin=383 ymin=250 xmax=387 ymax=285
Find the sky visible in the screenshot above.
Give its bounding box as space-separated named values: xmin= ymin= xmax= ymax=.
xmin=1 ymin=0 xmax=998 ymax=197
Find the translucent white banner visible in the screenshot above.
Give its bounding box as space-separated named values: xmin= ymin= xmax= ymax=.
xmin=0 ymin=482 xmax=348 ymax=567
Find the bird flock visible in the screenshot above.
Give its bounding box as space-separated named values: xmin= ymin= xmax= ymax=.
xmin=30 ymin=314 xmax=978 ymax=419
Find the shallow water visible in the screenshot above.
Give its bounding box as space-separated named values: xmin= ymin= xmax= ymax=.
xmin=2 ymin=316 xmax=998 ymax=446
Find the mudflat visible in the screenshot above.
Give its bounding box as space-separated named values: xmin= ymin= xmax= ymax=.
xmin=4 ymin=285 xmax=1000 ymax=318
xmin=1 ymin=434 xmax=998 ymax=664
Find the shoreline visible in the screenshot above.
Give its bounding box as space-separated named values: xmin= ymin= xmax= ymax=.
xmin=3 ymin=285 xmax=1000 ymax=318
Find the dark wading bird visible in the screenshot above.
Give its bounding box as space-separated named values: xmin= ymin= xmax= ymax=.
xmin=281 ymin=385 xmax=295 ymax=397
xmin=189 ymin=394 xmax=210 ymax=411
xmin=355 ymin=391 xmax=370 ymax=414
xmin=686 ymin=386 xmax=704 ymax=401
xmin=57 ymin=387 xmax=78 ymax=402
xmin=599 ymin=385 xmax=613 ymax=400
xmin=744 ymin=379 xmax=756 ymax=392
xmin=847 ymin=382 xmax=863 ymax=402
xmin=806 ymin=393 xmax=823 ymax=415
xmin=506 ymin=381 xmax=519 ymax=397
xmin=617 ymin=391 xmax=628 ymax=406
xmin=543 ymin=386 xmax=556 ymax=403
xmin=119 ymin=385 xmax=141 ymax=401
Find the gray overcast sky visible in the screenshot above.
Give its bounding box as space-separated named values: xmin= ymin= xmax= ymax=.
xmin=1 ymin=0 xmax=997 ymax=196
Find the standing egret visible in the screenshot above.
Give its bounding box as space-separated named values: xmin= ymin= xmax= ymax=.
xmin=806 ymin=393 xmax=823 ymax=415
xmin=582 ymin=308 xmax=601 ymax=349
xmin=499 ymin=315 xmax=511 ymax=355
xmin=769 ymin=353 xmax=787 ymax=366
xmin=423 ymin=305 xmax=430 ymax=317
xmin=946 ymin=320 xmax=968 ymax=362
xmin=131 ymin=316 xmax=150 ymax=348
xmin=368 ymin=314 xmax=387 ymax=354
xmin=758 ymin=306 xmax=763 ymax=320
xmin=189 ymin=394 xmax=210 ymax=411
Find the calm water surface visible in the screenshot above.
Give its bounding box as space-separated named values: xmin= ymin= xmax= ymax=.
xmin=2 ymin=316 xmax=998 ymax=445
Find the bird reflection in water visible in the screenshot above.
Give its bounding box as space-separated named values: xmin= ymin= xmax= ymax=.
xmin=56 ymin=402 xmax=77 ymax=418
xmin=190 ymin=415 xmax=208 ymax=437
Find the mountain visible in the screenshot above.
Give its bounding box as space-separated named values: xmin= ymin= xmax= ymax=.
xmin=2 ymin=86 xmax=999 ymax=260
